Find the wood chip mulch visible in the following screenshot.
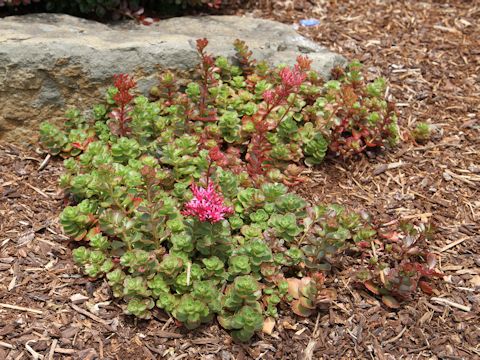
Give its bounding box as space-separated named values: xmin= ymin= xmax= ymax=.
xmin=1 ymin=1 xmax=479 ymax=359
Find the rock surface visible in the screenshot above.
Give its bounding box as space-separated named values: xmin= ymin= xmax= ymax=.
xmin=0 ymin=14 xmax=346 ymax=143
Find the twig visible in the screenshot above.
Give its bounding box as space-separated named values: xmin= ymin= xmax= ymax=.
xmin=430 ymin=297 xmax=471 ymax=312
xmin=25 ymin=340 xmax=44 ymax=360
xmin=303 ymin=313 xmax=320 ymax=360
xmin=439 ymin=236 xmax=470 ymax=252
xmin=21 ymin=156 xmax=41 ymax=163
xmin=38 ymin=153 xmax=51 ymax=171
xmin=413 ymin=142 xmax=462 ymax=152
xmin=444 ymin=169 xmax=480 ymax=183
xmin=373 ymin=161 xmax=405 ymax=176
xmin=25 ymin=183 xmax=50 ymax=199
xmin=382 ymin=326 xmax=407 ymax=345
xmin=0 ymin=302 xmax=43 ymax=314
xmin=410 ymin=190 xmax=450 ymax=207
xmin=190 ymin=338 xmax=220 ymax=345
xmin=155 ymin=330 xmax=184 ymax=339
xmin=145 ymin=344 xmax=164 ymax=356
xmin=407 ymin=345 xmax=430 ymax=354
xmin=71 ymin=304 xmax=112 ymax=327
xmin=161 ymin=317 xmax=173 ymax=331
xmin=0 ymin=341 xmax=15 ymax=349
xmin=48 ymin=339 xmax=58 ymax=360
xmin=172 ymin=354 xmax=188 ymax=360
xmin=54 ymin=348 xmax=76 ymax=355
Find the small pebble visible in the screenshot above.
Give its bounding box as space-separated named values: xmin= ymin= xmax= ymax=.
xmin=468 ymin=164 xmax=480 ymax=173
xmin=442 ymin=171 xmax=452 ymax=181
xmin=70 ymin=293 xmax=89 ymax=304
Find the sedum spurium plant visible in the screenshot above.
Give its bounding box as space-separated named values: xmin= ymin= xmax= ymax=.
xmin=411 ymin=121 xmax=432 ymax=143
xmin=40 ymin=39 xmax=435 ymax=341
xmin=356 ymin=221 xmax=442 ymax=308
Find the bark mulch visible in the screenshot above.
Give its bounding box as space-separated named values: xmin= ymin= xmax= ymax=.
xmin=1 ymin=1 xmax=479 ymax=359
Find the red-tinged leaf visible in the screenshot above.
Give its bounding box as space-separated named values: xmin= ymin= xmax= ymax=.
xmin=299 ymin=296 xmax=316 ymax=310
xmin=208 ymin=146 xmax=226 ymax=162
xmin=191 ymin=115 xmax=217 ymax=122
xmin=84 ymin=137 xmax=95 ymax=147
xmin=419 ymin=280 xmax=434 ymax=295
xmin=298 ymin=277 xmax=313 ymax=295
xmin=71 ymin=142 xmax=83 ymax=150
xmin=131 ymin=196 xmax=143 ymax=208
xmin=291 ymin=299 xmax=314 ymax=317
xmin=311 ymin=272 xmax=325 ymax=285
xmin=87 ymin=226 xmax=101 ymax=237
xmin=364 ymin=280 xmax=381 ymax=295
xmin=426 ymin=253 xmax=437 ymax=269
xmin=380 ymin=231 xmax=400 ymax=241
xmin=286 ymin=278 xmax=301 ymax=299
xmin=406 ymin=246 xmax=420 ymax=255
xmin=87 ymin=214 xmax=98 ymax=224
xmin=382 ymin=295 xmax=400 ymax=309
xmin=357 ymin=241 xmax=371 ymax=248
xmin=73 ymin=230 xmax=88 ymax=241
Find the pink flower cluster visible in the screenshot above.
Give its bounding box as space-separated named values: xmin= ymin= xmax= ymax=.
xmin=262 ymin=90 xmax=275 ymax=104
xmin=263 ymin=57 xmax=310 ymax=105
xmin=279 ymin=65 xmax=306 ymax=88
xmin=182 ymin=182 xmax=233 ymax=223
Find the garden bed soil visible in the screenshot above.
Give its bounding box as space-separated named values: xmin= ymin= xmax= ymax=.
xmin=1 ymin=1 xmax=479 ymax=359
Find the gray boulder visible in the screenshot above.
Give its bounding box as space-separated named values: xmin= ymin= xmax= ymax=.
xmin=0 ymin=14 xmax=346 ymax=143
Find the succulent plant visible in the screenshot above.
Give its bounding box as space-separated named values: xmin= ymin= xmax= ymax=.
xmin=357 ymin=222 xmax=441 ymax=308
xmin=218 ymin=304 xmax=264 ymax=342
xmin=412 ymin=122 xmax=431 ymax=143
xmin=37 ymin=38 xmax=428 ymax=343
xmin=286 ymin=276 xmax=336 ymax=317
xmin=125 ymin=297 xmax=155 ymax=319
xmin=173 ymin=295 xmax=212 ymax=329
xmin=60 ymin=200 xmax=97 ymax=240
xmin=39 ymin=122 xmax=69 ymax=156
xmin=268 ymin=213 xmax=302 ymax=241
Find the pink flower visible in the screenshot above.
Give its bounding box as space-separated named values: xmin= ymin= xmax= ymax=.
xmin=262 ymin=90 xmax=275 ymax=104
xmin=182 ymin=182 xmax=233 ymax=223
xmin=279 ymin=65 xmax=306 ymax=88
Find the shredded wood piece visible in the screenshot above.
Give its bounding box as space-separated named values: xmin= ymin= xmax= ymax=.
xmin=373 ymin=161 xmax=405 ymax=176
xmin=383 ymin=326 xmax=408 ymax=345
xmin=48 ymin=339 xmax=58 ymax=360
xmin=70 ymin=304 xmax=115 ymax=331
xmin=0 ymin=302 xmax=43 ymax=314
xmin=439 ymin=236 xmax=471 ymax=252
xmin=38 ymin=153 xmax=51 ymax=171
xmin=430 ymin=297 xmax=471 ymax=312
xmin=0 ymin=341 xmax=15 ymax=349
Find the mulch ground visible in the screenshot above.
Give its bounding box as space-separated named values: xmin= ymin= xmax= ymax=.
xmin=1 ymin=1 xmax=479 ymax=359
